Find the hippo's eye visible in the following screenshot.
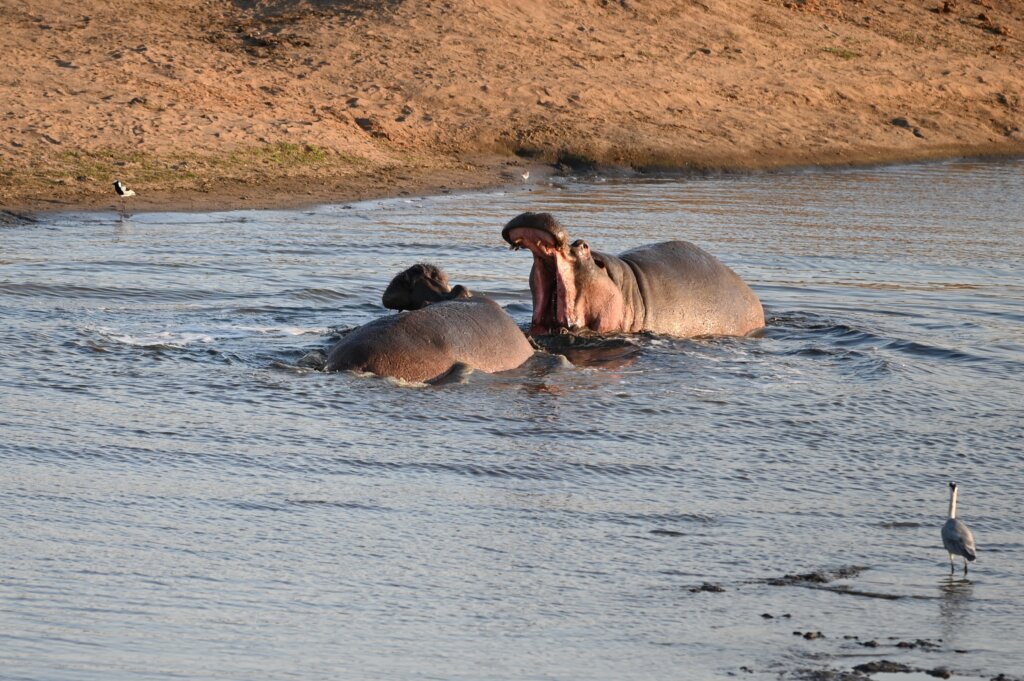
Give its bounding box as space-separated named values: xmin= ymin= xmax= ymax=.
xmin=593 ymin=255 xmax=606 ymax=269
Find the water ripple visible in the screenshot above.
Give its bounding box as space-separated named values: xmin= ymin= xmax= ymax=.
xmin=3 ymin=159 xmax=1023 ymax=681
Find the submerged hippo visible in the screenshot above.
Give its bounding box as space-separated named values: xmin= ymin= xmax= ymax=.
xmin=381 ymin=263 xmax=471 ymax=311
xmin=502 ymin=212 xmax=764 ymax=338
xmin=326 ymin=265 xmax=533 ymax=382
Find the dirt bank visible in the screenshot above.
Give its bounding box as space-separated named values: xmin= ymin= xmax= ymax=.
xmin=2 ymin=0 xmax=1022 ymax=213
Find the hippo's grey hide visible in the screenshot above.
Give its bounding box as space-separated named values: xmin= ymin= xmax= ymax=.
xmin=326 ymin=298 xmax=533 ymax=382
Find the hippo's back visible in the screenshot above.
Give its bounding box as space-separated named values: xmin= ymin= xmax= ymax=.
xmin=620 ymin=241 xmax=764 ymax=337
xmin=326 ymin=298 xmax=533 ymax=382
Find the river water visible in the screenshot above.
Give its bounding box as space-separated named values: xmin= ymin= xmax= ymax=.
xmin=2 ymin=160 xmax=1022 ymax=680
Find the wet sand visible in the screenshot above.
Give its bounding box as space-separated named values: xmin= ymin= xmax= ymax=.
xmin=2 ymin=0 xmax=1023 ymax=213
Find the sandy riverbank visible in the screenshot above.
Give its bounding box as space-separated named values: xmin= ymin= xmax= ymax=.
xmin=2 ymin=0 xmax=1022 ymax=214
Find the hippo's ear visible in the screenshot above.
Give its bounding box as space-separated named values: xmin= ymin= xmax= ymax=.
xmin=449 ymin=284 xmax=473 ymax=300
xmin=593 ymin=254 xmax=607 ymax=269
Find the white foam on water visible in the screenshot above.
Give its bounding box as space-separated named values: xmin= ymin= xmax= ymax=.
xmin=92 ymin=324 xmax=328 ymax=348
xmin=233 ymin=325 xmax=327 ymax=337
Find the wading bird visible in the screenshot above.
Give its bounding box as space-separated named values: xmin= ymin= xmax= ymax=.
xmin=941 ymin=481 xmax=977 ymax=576
xmin=113 ymin=179 xmax=136 ymax=199
xmin=113 ymin=180 xmax=135 ymax=216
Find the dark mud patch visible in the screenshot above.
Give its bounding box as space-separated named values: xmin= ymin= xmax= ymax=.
xmin=231 ymin=0 xmax=405 ymax=22
xmin=821 ymin=586 xmax=905 ymax=600
xmin=688 ymin=582 xmax=726 ymax=593
xmin=840 ymin=636 xmax=944 ymax=651
xmin=0 ymin=210 xmax=38 ymax=227
xmin=761 ymin=566 xmax=913 ymax=600
xmin=791 ymin=671 xmax=868 ymax=681
xmin=876 ymin=521 xmax=925 ymax=529
xmin=894 ymin=639 xmax=941 ymax=650
xmin=853 ymin=660 xmax=954 ymax=678
xmin=790 ymin=663 xmax=972 ymax=680
xmin=649 ymin=528 xmax=686 ymax=537
xmin=794 ymin=630 xmax=826 ymax=640
xmin=764 ymin=565 xmax=870 ymax=586
xmin=853 ymin=660 xmax=916 ymax=674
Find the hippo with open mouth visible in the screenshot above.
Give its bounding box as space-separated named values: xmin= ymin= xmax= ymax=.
xmin=502 ymin=212 xmax=764 ymax=338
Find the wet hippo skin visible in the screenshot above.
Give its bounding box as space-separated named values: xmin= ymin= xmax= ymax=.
xmin=502 ymin=212 xmax=764 ymax=338
xmin=326 ymin=265 xmax=533 ymax=382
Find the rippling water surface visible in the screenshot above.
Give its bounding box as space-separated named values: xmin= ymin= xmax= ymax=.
xmin=2 ymin=160 xmax=1022 ymax=680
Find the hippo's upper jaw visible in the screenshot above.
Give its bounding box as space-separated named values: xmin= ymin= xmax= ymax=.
xmin=501 ymin=212 xmax=567 ymax=250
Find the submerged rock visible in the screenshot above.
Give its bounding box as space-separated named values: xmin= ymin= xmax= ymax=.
xmin=852 ymin=660 xmax=914 ymax=674
xmin=689 ymin=582 xmax=725 ymax=593
xmin=766 ymin=565 xmax=868 ymax=586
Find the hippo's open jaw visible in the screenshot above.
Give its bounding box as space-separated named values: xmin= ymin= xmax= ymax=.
xmin=502 ymin=212 xmax=576 ymax=336
xmin=501 ymin=212 xmax=567 ymax=250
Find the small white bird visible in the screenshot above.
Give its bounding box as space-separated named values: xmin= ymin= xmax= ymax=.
xmin=941 ymin=481 xmax=977 ymax=576
xmin=113 ymin=180 xmax=136 ymax=198
xmin=521 ymin=170 xmax=530 ymax=182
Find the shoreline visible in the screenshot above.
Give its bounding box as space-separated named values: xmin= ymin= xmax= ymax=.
xmin=4 ymin=0 xmax=1022 ymax=218
xmin=4 ymin=144 xmax=1022 ymax=217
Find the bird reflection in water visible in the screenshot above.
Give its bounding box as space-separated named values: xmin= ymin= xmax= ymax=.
xmin=938 ymin=576 xmax=974 ymax=648
xmin=115 ymin=214 xmax=134 ymax=242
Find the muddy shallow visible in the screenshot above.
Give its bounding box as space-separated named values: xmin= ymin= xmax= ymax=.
xmin=1 ymin=160 xmax=1022 ymax=680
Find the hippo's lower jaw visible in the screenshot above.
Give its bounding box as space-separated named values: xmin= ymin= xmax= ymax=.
xmin=528 ymin=257 xmax=565 ymax=336
xmin=506 ymin=227 xmax=578 ymax=336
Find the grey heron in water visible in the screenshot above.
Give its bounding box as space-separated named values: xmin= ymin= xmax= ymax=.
xmin=941 ymin=481 xmax=977 ymax=576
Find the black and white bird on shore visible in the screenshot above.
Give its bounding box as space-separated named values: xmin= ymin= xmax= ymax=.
xmin=941 ymin=481 xmax=977 ymax=576
xmin=113 ymin=180 xmax=136 ymax=216
xmin=113 ymin=179 xmax=136 ymax=198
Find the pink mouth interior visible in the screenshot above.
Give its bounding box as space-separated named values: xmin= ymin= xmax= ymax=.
xmin=506 ymin=226 xmax=570 ymax=334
